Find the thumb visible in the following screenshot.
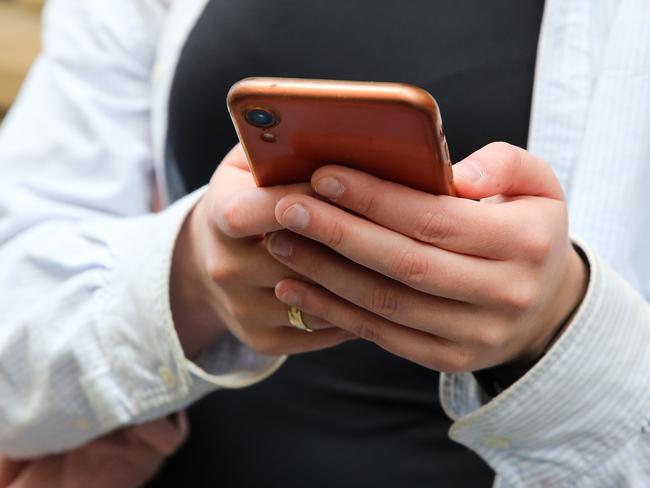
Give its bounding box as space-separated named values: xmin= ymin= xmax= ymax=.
xmin=453 ymin=142 xmax=564 ymax=201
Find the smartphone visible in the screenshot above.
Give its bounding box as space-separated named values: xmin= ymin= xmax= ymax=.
xmin=227 ymin=77 xmax=454 ymax=195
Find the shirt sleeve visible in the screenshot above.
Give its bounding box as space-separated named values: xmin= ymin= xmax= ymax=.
xmin=0 ymin=0 xmax=283 ymax=459
xmin=439 ymin=240 xmax=650 ymax=487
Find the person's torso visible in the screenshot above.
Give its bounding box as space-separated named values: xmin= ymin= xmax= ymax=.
xmin=149 ymin=1 xmax=544 ymax=486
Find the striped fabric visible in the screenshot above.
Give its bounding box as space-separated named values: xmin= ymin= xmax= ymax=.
xmin=0 ymin=0 xmax=648 ymax=485
xmin=440 ymin=0 xmax=650 ymax=486
xmin=0 ymin=0 xmax=284 ymax=458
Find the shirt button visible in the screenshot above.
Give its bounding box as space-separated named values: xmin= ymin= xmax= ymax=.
xmin=159 ymin=365 xmax=177 ymax=389
xmin=75 ymin=417 xmax=91 ymax=432
xmin=482 ymin=436 xmax=510 ymax=449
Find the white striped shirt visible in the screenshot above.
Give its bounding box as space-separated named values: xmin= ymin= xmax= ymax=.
xmin=442 ymin=1 xmax=650 ymax=486
xmin=0 ymin=0 xmax=648 ymax=486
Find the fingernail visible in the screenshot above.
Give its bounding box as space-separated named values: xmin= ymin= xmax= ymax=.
xmin=278 ymin=289 xmax=301 ymax=306
xmin=455 ymin=160 xmax=484 ymax=182
xmin=282 ymin=204 xmax=310 ymax=230
xmin=266 ymin=232 xmax=293 ymax=258
xmin=314 ymin=176 xmax=344 ymax=200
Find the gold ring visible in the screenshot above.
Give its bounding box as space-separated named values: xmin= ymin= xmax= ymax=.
xmin=287 ymin=306 xmax=313 ymax=332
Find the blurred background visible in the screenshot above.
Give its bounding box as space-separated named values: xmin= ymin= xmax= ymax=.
xmin=0 ymin=0 xmax=42 ymax=120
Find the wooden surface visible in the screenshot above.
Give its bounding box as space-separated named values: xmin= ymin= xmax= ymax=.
xmin=0 ymin=0 xmax=42 ymax=113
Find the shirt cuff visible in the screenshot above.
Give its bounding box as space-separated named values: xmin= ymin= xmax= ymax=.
xmin=439 ymin=239 xmax=650 ymax=486
xmin=83 ymin=188 xmax=284 ymax=431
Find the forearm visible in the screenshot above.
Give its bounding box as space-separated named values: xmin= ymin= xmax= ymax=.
xmin=0 ymin=194 xmax=201 ymax=457
xmin=170 ymin=198 xmax=228 ymax=360
xmin=0 ymin=0 xmax=284 ymax=458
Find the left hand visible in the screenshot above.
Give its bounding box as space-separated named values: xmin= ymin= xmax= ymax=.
xmin=264 ymin=142 xmax=588 ymax=373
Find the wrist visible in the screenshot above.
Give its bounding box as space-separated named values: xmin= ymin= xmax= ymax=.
xmin=537 ymin=244 xmax=589 ymax=354
xmin=170 ymin=200 xmax=228 ymax=359
xmin=475 ymin=244 xmax=589 ymax=395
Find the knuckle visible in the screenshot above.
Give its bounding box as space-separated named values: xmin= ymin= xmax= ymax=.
xmin=352 ymin=316 xmax=379 ymax=343
xmin=323 ymin=219 xmax=345 ymax=249
xmin=501 ymin=279 xmax=540 ymax=312
xmin=487 ymin=141 xmax=523 ymax=179
xmin=487 ymin=141 xmax=519 ymax=162
xmin=205 ymin=255 xmax=240 ymax=285
xmin=475 ymin=325 xmax=509 ymax=349
xmin=356 ymin=190 xmax=377 ymax=217
xmin=521 ymin=229 xmax=553 ymax=261
xmin=390 ymin=248 xmax=429 ymax=286
xmin=413 ymin=209 xmax=452 ymax=244
xmin=368 ymin=285 xmax=399 ymax=318
xmin=486 ymin=141 xmax=515 ymax=153
xmin=219 ymin=195 xmax=248 ymax=237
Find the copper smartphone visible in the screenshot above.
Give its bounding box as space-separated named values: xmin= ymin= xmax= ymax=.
xmin=227 ymin=77 xmax=454 ymax=195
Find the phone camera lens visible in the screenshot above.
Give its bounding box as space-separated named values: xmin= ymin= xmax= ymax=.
xmin=244 ymin=108 xmax=277 ymax=128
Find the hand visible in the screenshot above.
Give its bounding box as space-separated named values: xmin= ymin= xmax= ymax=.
xmin=170 ymin=145 xmax=353 ymax=359
xmin=265 ymin=142 xmax=588 ymax=373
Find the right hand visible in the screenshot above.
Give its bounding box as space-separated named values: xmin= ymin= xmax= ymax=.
xmin=170 ymin=145 xmax=354 ymax=359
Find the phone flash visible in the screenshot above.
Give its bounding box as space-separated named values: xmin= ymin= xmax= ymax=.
xmin=261 ymin=132 xmax=276 ymax=143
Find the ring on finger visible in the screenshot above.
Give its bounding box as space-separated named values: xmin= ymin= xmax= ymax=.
xmin=287 ymin=305 xmax=313 ymax=332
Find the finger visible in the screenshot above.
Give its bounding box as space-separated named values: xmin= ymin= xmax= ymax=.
xmin=274 ymin=195 xmax=504 ymax=304
xmin=210 ymin=181 xmax=316 ymax=239
xmin=235 ymin=325 xmax=356 ymax=356
xmin=453 ymin=142 xmax=564 ymax=200
xmin=311 ymin=165 xmax=519 ymax=258
xmin=274 ymin=279 xmax=468 ymax=373
xmin=266 ymin=231 xmax=483 ymax=342
xmin=206 ymin=145 xmax=316 ymax=238
xmin=204 ymin=236 xmax=312 ymax=287
xmin=223 ymin=286 xmax=334 ymax=331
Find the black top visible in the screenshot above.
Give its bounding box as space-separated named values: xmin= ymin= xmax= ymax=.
xmin=150 ymin=1 xmax=544 ymax=487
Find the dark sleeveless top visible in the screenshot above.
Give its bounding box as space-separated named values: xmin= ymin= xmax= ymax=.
xmin=149 ymin=1 xmax=544 ymax=486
